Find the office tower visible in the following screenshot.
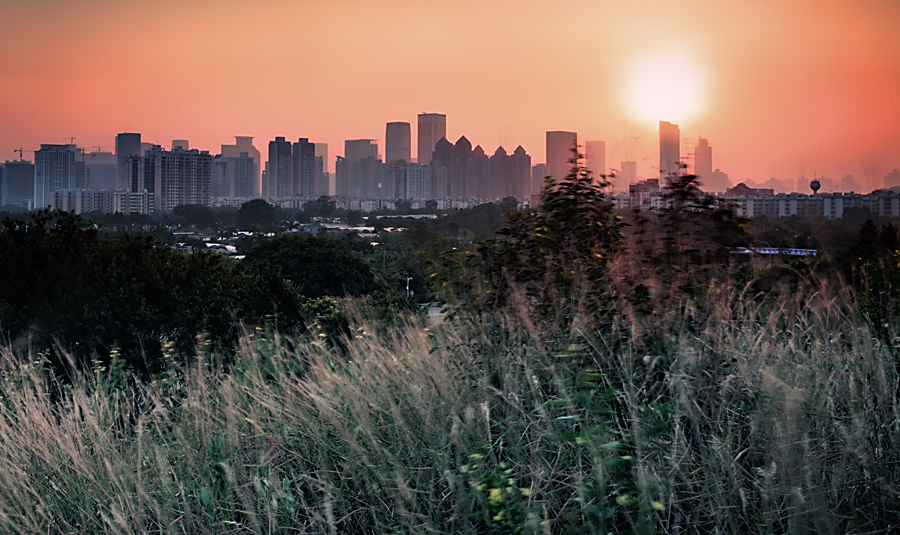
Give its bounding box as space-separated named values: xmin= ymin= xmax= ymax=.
xmin=417 ymin=113 xmax=446 ymax=165
xmin=127 ymin=145 xmax=212 ymax=212
xmin=115 ymin=133 xmax=141 ymax=190
xmin=85 ymin=151 xmax=117 ymax=190
xmin=659 ymin=121 xmax=680 ymax=178
xmin=293 ymin=138 xmax=317 ymax=198
xmin=546 ymin=130 xmax=577 ymax=182
xmin=172 ymin=140 xmax=189 ymax=150
xmin=585 ymin=140 xmax=606 ymax=177
xmin=266 ymin=137 xmax=293 ymax=198
xmin=693 ymin=137 xmax=712 ymax=188
xmin=212 ymin=155 xmax=230 ymax=197
xmin=34 ymin=144 xmax=77 ymax=209
xmin=884 ymin=169 xmax=900 ymax=189
xmin=221 ymin=136 xmax=261 ymax=197
xmin=2 ymin=158 xmax=34 ymax=208
xmin=386 ymin=122 xmax=411 ymax=163
xmin=619 ymin=161 xmax=638 ymax=185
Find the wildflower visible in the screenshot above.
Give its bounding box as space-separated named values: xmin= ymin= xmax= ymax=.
xmin=488 ymin=487 xmax=504 ymax=505
xmin=519 ymin=487 xmax=531 ymax=496
xmin=492 ymin=511 xmax=505 ymax=522
xmin=651 ymin=501 xmax=665 ymax=511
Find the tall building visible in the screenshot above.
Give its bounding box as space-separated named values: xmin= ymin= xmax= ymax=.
xmin=693 ymin=137 xmax=712 ymax=189
xmin=127 ymin=145 xmax=211 ymax=212
xmin=85 ymin=151 xmax=117 ymax=190
xmin=293 ymin=138 xmax=317 ymax=198
xmin=385 ymin=122 xmax=411 ymax=163
xmin=709 ymin=169 xmax=730 ymax=193
xmin=1 ymin=158 xmax=35 ymax=208
xmin=115 ymin=133 xmax=141 ymax=190
xmin=221 ymin=136 xmax=261 ymax=197
xmin=659 ymin=121 xmax=680 ymax=178
xmin=314 ymin=143 xmax=329 ymax=195
xmin=172 ymin=139 xmax=189 ymax=150
xmin=546 ymin=130 xmax=577 ymax=182
xmin=34 ymin=144 xmax=77 ymax=209
xmin=585 ymin=140 xmax=606 ymax=177
xmin=233 ymin=152 xmax=256 ymax=198
xmin=266 ymin=137 xmax=293 ymax=198
xmin=417 ymin=113 xmax=446 ymax=165
xmin=619 ymin=161 xmax=638 ymax=185
xmin=336 ymin=139 xmax=384 ymax=198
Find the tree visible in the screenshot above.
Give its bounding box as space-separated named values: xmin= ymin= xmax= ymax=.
xmin=236 ymin=199 xmax=280 ymax=231
xmin=242 ymin=235 xmax=377 ymax=298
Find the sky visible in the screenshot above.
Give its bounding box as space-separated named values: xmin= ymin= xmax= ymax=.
xmin=2 ymin=0 xmax=899 ymax=192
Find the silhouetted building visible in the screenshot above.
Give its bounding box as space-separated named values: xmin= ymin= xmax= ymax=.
xmin=585 ymin=140 xmax=607 ymax=182
xmin=1 ymin=159 xmax=35 ymax=208
xmin=693 ymin=137 xmax=712 ymax=189
xmin=172 ymin=139 xmax=189 ymax=150
xmin=386 ymin=122 xmax=411 ymax=163
xmin=417 ymin=113 xmax=446 ymax=165
xmin=85 ymin=151 xmax=117 ymax=190
xmin=221 ymin=136 xmax=261 ymax=197
xmin=293 ymin=138 xmax=317 ymax=198
xmin=314 ymin=143 xmax=329 ymax=195
xmin=709 ymin=169 xmax=730 ymax=193
xmin=619 ymin=161 xmax=638 ymax=185
xmin=234 ymin=152 xmax=256 ymax=198
xmin=390 ymin=162 xmax=433 ymax=200
xmin=659 ymin=121 xmax=680 ymax=178
xmin=34 ymin=144 xmax=77 ymax=209
xmin=115 ymin=133 xmax=141 ymax=190
xmin=531 ymin=163 xmax=550 ymax=196
xmin=336 ymin=139 xmax=385 ymax=198
xmin=885 ymin=169 xmax=900 ymax=189
xmin=546 ymin=130 xmax=577 ymax=182
xmin=127 ymin=145 xmax=211 ymax=212
xmin=266 ymin=137 xmax=293 ymax=198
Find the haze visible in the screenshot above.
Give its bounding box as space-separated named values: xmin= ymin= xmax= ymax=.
xmin=2 ymin=0 xmax=899 ymax=191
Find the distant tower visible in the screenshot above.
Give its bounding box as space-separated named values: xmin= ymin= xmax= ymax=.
xmin=385 ymin=122 xmax=411 ymax=163
xmin=34 ymin=144 xmax=77 ymax=209
xmin=585 ymin=140 xmax=606 ymax=179
xmin=293 ymin=138 xmax=317 ymax=198
xmin=221 ymin=136 xmax=261 ymax=197
xmin=619 ymin=161 xmax=638 ymax=185
xmin=172 ymin=139 xmax=189 ymax=150
xmin=884 ymin=169 xmax=900 ymax=189
xmin=693 ymin=137 xmax=713 ymax=189
xmin=417 ymin=113 xmax=446 ymax=165
xmin=810 ymin=178 xmax=821 ymax=194
xmin=659 ymin=121 xmax=680 ymax=178
xmin=266 ymin=137 xmax=293 ymax=198
xmin=115 ymin=133 xmax=141 ymax=190
xmin=546 ymin=130 xmax=577 ymax=182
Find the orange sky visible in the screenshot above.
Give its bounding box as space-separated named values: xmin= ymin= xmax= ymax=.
xmin=2 ymin=0 xmax=899 ymax=192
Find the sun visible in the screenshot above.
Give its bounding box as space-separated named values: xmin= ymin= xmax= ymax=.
xmin=624 ymin=50 xmax=708 ymax=124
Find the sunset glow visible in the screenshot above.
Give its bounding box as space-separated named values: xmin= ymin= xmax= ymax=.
xmin=625 ymin=51 xmax=708 ymax=124
xmin=1 ymin=0 xmax=898 ymax=191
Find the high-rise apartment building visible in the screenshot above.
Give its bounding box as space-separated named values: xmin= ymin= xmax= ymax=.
xmin=386 ymin=122 xmax=411 ymax=163
xmin=266 ymin=137 xmax=293 ymax=198
xmin=693 ymin=137 xmax=712 ymax=188
xmin=417 ymin=113 xmax=446 ymax=165
xmin=221 ymin=136 xmax=261 ymax=197
xmin=85 ymin=151 xmax=117 ymax=190
xmin=314 ymin=143 xmax=329 ymax=196
xmin=34 ymin=144 xmax=77 ymax=209
xmin=546 ymin=130 xmax=577 ymax=182
xmin=1 ymin=158 xmax=35 ymax=208
xmin=659 ymin=121 xmax=681 ymax=178
xmin=115 ymin=133 xmax=142 ymax=190
xmin=234 ymin=153 xmax=256 ymax=198
xmin=126 ymin=145 xmax=211 ymax=212
xmin=293 ymin=138 xmax=317 ymax=198
xmin=619 ymin=161 xmax=638 ymax=185
xmin=585 ymin=140 xmax=606 ymax=177
xmin=336 ymin=139 xmax=384 ymax=198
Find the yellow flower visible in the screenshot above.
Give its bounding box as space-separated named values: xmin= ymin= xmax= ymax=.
xmin=488 ymin=487 xmax=505 ymax=506
xmin=519 ymin=487 xmax=531 ymax=496
xmin=651 ymin=500 xmax=666 ymax=511
xmin=492 ymin=511 xmax=505 ymax=522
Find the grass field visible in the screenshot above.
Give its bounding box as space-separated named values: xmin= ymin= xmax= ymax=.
xmin=0 ymin=275 xmax=897 ymax=534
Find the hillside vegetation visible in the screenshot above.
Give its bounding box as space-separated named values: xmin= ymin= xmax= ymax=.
xmin=0 ymin=167 xmax=898 ymax=533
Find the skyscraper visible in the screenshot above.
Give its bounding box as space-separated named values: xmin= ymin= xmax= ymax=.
xmin=417 ymin=113 xmax=446 ymax=165
xmin=34 ymin=144 xmax=77 ymax=209
xmin=385 ymin=122 xmax=411 ymax=163
xmin=115 ymin=133 xmax=141 ymax=190
xmin=127 ymin=145 xmax=212 ymax=212
xmin=693 ymin=137 xmax=712 ymax=189
xmin=585 ymin=140 xmax=606 ymax=178
xmin=546 ymin=130 xmax=577 ymax=182
xmin=659 ymin=121 xmax=681 ymax=178
xmin=336 ymin=139 xmax=384 ymax=198
xmin=221 ymin=136 xmax=261 ymax=197
xmin=314 ymin=143 xmax=329 ymax=196
xmin=0 ymin=158 xmax=34 ymax=208
xmin=293 ymin=138 xmax=317 ymax=198
xmin=266 ymin=137 xmax=293 ymax=198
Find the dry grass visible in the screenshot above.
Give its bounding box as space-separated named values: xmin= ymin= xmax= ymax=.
xmin=0 ymin=278 xmax=896 ymax=534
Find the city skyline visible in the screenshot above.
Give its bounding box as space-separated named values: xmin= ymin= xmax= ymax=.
xmin=2 ymin=0 xmax=899 ymax=192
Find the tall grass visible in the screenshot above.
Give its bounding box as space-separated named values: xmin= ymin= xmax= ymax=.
xmin=0 ymin=278 xmax=897 ymax=533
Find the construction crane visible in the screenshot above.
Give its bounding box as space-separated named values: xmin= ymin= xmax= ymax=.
xmin=13 ymin=148 xmax=23 ymax=160
xmin=63 ymin=136 xmax=76 ymax=144
xmin=93 ymin=145 xmax=109 ymax=152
